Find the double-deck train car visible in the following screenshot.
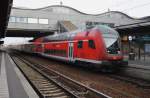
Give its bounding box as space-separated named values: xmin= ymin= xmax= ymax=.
xmin=13 ymin=25 xmax=127 ymax=71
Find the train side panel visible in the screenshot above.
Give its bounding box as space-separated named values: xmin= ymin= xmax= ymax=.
xmin=44 ymin=41 xmax=68 ymax=57
xmin=73 ymin=30 xmax=107 ymax=61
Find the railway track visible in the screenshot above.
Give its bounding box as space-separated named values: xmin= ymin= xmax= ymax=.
xmin=108 ymin=74 xmax=150 ymax=88
xmin=112 ymin=65 xmax=150 ymax=88
xmin=119 ymin=65 xmax=150 ymax=81
xmin=10 ymin=54 xmax=111 ymax=98
xmin=9 ymin=52 xmax=150 ymax=98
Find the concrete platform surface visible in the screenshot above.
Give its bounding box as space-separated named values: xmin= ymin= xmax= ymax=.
xmin=0 ymin=52 xmax=39 ymax=98
xmin=128 ymin=60 xmax=150 ymax=70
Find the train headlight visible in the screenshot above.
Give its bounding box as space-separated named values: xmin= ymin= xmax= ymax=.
xmin=118 ymin=51 xmax=121 ymax=54
xmin=107 ymin=50 xmax=110 ymax=53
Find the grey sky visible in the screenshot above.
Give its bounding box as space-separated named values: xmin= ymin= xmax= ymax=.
xmin=13 ymin=0 xmax=150 ymax=18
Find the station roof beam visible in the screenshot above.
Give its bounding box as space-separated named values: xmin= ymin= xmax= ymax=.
xmin=115 ymin=21 xmax=150 ymax=35
xmin=0 ymin=0 xmax=13 ymax=38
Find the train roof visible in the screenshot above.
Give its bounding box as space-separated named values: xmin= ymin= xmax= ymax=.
xmin=43 ymin=25 xmax=119 ymax=42
xmin=94 ymin=25 xmax=119 ymax=48
xmin=43 ymin=29 xmax=84 ymax=42
xmin=94 ymin=25 xmax=119 ymax=38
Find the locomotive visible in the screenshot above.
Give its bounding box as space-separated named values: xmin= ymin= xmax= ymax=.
xmin=12 ymin=25 xmax=127 ymax=71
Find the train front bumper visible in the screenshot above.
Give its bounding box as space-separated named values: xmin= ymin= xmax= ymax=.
xmin=101 ymin=60 xmax=128 ymax=66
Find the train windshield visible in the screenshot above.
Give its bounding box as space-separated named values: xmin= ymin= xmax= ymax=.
xmin=94 ymin=25 xmax=121 ymax=54
xmin=94 ymin=25 xmax=119 ymax=48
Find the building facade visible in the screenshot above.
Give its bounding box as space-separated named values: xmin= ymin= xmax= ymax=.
xmin=8 ymin=5 xmax=147 ymax=32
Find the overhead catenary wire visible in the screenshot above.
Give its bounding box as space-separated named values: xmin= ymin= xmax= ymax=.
xmin=121 ymin=1 xmax=150 ymax=12
xmin=100 ymin=0 xmax=150 ymax=14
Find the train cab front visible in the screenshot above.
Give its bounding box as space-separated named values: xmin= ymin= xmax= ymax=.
xmin=99 ymin=40 xmax=128 ymax=72
xmin=105 ymin=40 xmax=128 ymax=66
xmin=95 ymin=25 xmax=128 ymax=68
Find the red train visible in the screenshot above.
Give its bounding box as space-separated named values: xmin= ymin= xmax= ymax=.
xmin=12 ymin=25 xmax=127 ymax=72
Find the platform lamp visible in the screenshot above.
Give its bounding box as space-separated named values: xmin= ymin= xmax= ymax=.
xmin=128 ymin=36 xmax=132 ymax=53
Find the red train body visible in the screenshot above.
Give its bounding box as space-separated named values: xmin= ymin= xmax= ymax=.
xmin=12 ymin=25 xmax=127 ymax=71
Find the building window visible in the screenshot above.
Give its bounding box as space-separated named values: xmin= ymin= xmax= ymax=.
xmin=86 ymin=21 xmax=114 ymax=28
xmin=39 ymin=19 xmax=48 ymax=24
xmin=88 ymin=40 xmax=95 ymax=49
xmin=16 ymin=17 xmax=27 ymax=23
xmin=9 ymin=16 xmax=16 ymax=22
xmin=28 ymin=18 xmax=38 ymax=24
xmin=78 ymin=41 xmax=83 ymax=48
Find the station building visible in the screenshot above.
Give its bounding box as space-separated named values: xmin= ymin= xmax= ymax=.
xmin=8 ymin=5 xmax=150 ymax=59
xmin=9 ymin=5 xmax=147 ymax=31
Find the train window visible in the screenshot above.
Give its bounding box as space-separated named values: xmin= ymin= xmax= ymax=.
xmin=88 ymin=40 xmax=95 ymax=49
xmin=78 ymin=41 xmax=83 ymax=48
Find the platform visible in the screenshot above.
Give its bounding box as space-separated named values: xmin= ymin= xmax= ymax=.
xmin=0 ymin=51 xmax=39 ymax=98
xmin=124 ymin=55 xmax=150 ymax=69
xmin=128 ymin=57 xmax=150 ymax=70
xmin=121 ymin=55 xmax=150 ymax=81
xmin=128 ymin=60 xmax=150 ymax=70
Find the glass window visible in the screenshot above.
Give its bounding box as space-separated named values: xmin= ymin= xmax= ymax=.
xmin=28 ymin=18 xmax=38 ymax=24
xmin=78 ymin=41 xmax=83 ymax=48
xmin=88 ymin=40 xmax=95 ymax=49
xmin=39 ymin=19 xmax=48 ymax=24
xmin=16 ymin=17 xmax=27 ymax=23
xmin=96 ymin=25 xmax=118 ymax=38
xmin=9 ymin=16 xmax=16 ymax=22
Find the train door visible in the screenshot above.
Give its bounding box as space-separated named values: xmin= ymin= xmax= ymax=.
xmin=68 ymin=42 xmax=74 ymax=61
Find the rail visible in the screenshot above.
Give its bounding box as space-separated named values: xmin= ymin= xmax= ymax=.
xmin=11 ymin=54 xmax=111 ymax=98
